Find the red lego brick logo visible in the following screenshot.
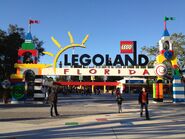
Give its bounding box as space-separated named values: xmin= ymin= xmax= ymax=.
xmin=120 ymin=41 xmax=134 ymax=53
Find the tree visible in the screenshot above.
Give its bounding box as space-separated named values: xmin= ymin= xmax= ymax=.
xmin=141 ymin=33 xmax=185 ymax=69
xmin=170 ymin=33 xmax=185 ymax=69
xmin=32 ymin=36 xmax=44 ymax=61
xmin=141 ymin=45 xmax=159 ymax=67
xmin=0 ymin=24 xmax=44 ymax=80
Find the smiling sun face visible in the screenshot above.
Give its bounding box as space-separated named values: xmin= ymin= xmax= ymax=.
xmin=43 ymin=32 xmax=89 ymax=73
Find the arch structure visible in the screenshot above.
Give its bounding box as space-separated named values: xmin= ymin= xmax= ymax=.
xmin=10 ymin=30 xmax=156 ymax=102
xmin=10 ymin=18 xmax=185 ymax=103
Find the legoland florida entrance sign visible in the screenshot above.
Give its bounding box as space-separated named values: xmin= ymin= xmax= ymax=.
xmin=10 ymin=17 xmax=185 ymax=103
xmin=11 ymin=31 xmax=160 ymax=80
xmin=41 ymin=37 xmax=155 ymax=76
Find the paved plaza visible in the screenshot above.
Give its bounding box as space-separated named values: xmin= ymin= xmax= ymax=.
xmin=0 ymin=94 xmax=185 ymax=139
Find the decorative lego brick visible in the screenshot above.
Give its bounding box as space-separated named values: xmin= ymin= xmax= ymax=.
xmin=173 ymin=92 xmax=185 ymax=99
xmin=173 ymin=87 xmax=185 ymax=91
xmin=21 ymin=42 xmax=35 ymax=50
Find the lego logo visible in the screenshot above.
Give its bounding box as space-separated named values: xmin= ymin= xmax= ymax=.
xmin=122 ymin=45 xmax=133 ymax=50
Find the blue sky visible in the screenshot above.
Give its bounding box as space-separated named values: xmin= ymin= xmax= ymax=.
xmin=0 ymin=0 xmax=185 ymax=65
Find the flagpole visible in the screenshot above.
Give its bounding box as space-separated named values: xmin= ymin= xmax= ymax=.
xmin=164 ymin=20 xmax=166 ymax=30
xmin=28 ymin=19 xmax=31 ymax=33
xmin=29 ymin=23 xmax=31 ymax=33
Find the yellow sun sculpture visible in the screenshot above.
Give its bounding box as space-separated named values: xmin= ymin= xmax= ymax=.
xmin=43 ymin=32 xmax=89 ymax=74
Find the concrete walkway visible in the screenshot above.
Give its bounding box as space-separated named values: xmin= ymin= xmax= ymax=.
xmin=0 ymin=94 xmax=185 ymax=139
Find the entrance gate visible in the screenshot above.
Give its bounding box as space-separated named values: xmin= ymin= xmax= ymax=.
xmin=9 ymin=18 xmax=185 ymax=103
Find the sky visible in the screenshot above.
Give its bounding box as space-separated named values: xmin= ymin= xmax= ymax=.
xmin=0 ymin=0 xmax=185 ymax=66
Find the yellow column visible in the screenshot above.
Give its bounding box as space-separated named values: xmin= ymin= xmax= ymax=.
xmin=91 ymin=76 xmax=95 ymax=93
xmin=103 ymin=76 xmax=107 ymax=93
xmin=104 ymin=85 xmax=106 ymax=93
xmin=92 ymin=85 xmax=94 ymax=93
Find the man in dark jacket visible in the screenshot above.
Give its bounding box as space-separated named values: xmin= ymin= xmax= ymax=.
xmin=138 ymin=87 xmax=150 ymax=120
xmin=48 ymin=86 xmax=59 ymax=117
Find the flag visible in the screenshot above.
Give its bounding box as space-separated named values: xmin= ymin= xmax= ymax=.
xmin=164 ymin=16 xmax=175 ymax=21
xmin=29 ymin=19 xmax=39 ymax=24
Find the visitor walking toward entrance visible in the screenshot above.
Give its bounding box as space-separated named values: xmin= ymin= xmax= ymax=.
xmin=112 ymin=89 xmax=115 ymax=95
xmin=138 ymin=87 xmax=150 ymax=120
xmin=116 ymin=88 xmax=123 ymax=113
xmin=116 ymin=94 xmax=123 ymax=113
xmin=48 ymin=86 xmax=59 ymax=117
xmin=97 ymin=88 xmax=101 ymax=95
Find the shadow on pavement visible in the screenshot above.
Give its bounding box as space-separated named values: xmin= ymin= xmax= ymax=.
xmin=0 ymin=117 xmax=185 ymax=139
xmin=0 ymin=117 xmax=50 ymax=122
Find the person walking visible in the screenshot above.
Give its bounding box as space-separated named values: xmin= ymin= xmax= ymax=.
xmin=116 ymin=94 xmax=123 ymax=113
xmin=48 ymin=86 xmax=59 ymax=117
xmin=97 ymin=88 xmax=101 ymax=95
xmin=138 ymin=87 xmax=150 ymax=120
xmin=115 ymin=88 xmax=123 ymax=113
xmin=111 ymin=89 xmax=114 ymax=95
